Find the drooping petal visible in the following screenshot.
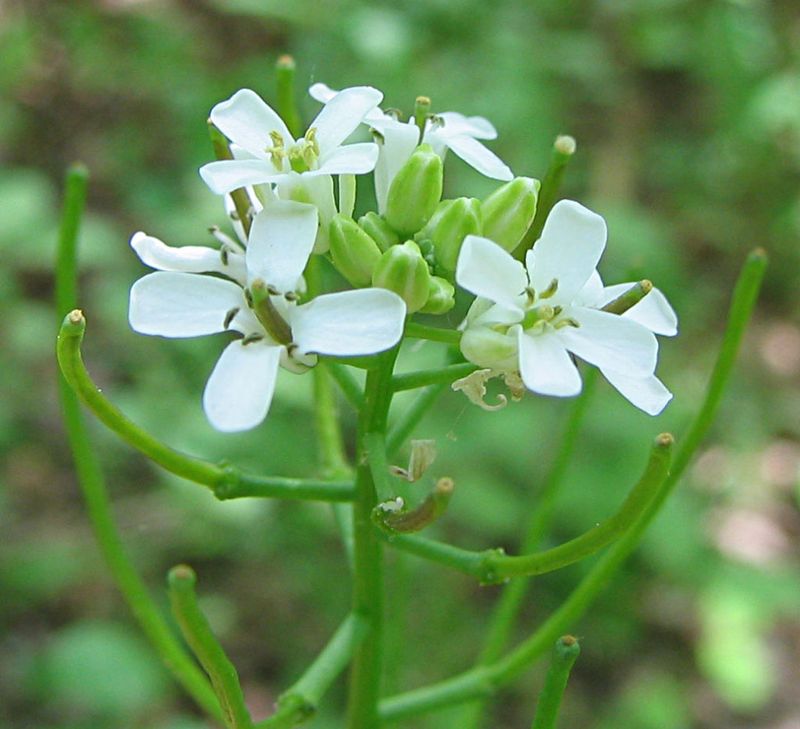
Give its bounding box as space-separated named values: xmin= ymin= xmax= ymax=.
xmin=210 ymin=88 xmax=294 ymax=155
xmin=200 ymin=159 xmax=282 ymax=195
xmin=601 ymin=368 xmax=673 ymax=415
xmin=129 ymin=271 xmax=244 ymax=337
xmin=456 ymin=235 xmax=528 ymax=309
xmin=517 ymin=327 xmax=582 ymax=397
xmin=596 ymin=283 xmax=678 ymax=336
xmin=245 ymin=200 xmax=318 ymax=292
xmin=557 ymin=307 xmax=658 ymax=377
xmin=313 ymin=142 xmax=380 ymax=176
xmin=310 ymin=86 xmax=383 ymax=154
xmin=444 ymin=134 xmax=513 ymax=181
xmin=290 ymin=288 xmax=406 ymax=356
xmin=436 ymin=112 xmax=498 ymax=140
xmin=373 ymin=120 xmax=420 ymax=213
xmin=202 ymin=339 xmax=282 ymax=432
xmin=130 ymin=232 xmax=246 ymax=283
xmin=526 ymin=200 xmax=607 ymax=304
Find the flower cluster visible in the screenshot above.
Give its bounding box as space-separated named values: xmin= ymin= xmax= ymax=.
xmin=128 ymin=79 xmax=676 ymax=431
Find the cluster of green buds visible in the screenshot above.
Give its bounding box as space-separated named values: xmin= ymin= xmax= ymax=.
xmin=328 ymin=143 xmax=540 ymax=315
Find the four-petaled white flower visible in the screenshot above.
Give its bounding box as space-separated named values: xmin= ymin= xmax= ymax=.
xmin=456 ymin=200 xmax=677 ymax=415
xmin=309 ymin=83 xmax=513 ymax=214
xmin=129 ymin=200 xmax=406 ymax=432
xmin=200 ymin=86 xmax=383 ymax=194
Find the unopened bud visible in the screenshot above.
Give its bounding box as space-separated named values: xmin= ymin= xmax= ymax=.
xmin=329 ymin=214 xmax=382 ymax=287
xmin=481 ymin=176 xmax=540 ymax=253
xmin=358 ymin=212 xmax=400 ymax=252
xmin=460 ymin=326 xmax=518 ymax=372
xmin=420 ymin=275 xmax=455 ymax=315
xmin=372 ymin=240 xmax=431 ymax=314
xmin=385 ymin=144 xmax=443 ymax=237
xmin=421 ymin=197 xmax=482 ymax=273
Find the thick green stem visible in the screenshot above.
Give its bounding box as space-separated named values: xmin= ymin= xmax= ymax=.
xmin=391 ymin=362 xmax=477 ymax=392
xmin=380 ymin=433 xmax=673 ymax=583
xmin=168 ymin=566 xmax=253 ymax=729
xmin=258 ymin=614 xmax=369 ymax=729
xmin=346 ymin=347 xmax=399 ymax=729
xmin=530 ymin=637 xmax=580 ymax=729
xmin=56 ymin=313 xmax=354 ymax=502
xmin=55 ymin=166 xmax=222 ymax=722
xmin=378 ymin=249 xmax=767 ymax=722
xmin=516 ymin=135 xmax=576 ymax=256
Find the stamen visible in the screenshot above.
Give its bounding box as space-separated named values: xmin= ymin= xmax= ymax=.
xmin=539 ymin=278 xmax=559 ymax=299
xmin=554 ymin=317 xmax=580 ymax=329
xmin=223 ymin=307 xmax=240 ymax=329
xmin=241 ymin=333 xmax=264 ymax=345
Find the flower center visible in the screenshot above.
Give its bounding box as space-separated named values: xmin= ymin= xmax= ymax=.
xmin=265 ymin=129 xmax=321 ymax=173
xmin=520 ymin=278 xmax=580 ymax=333
xmin=247 ymin=279 xmax=294 ymax=345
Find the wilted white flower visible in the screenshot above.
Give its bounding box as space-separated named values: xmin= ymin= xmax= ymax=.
xmin=129 ymin=200 xmax=406 ymax=432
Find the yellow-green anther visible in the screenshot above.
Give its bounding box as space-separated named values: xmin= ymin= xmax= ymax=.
xmin=249 ymin=279 xmax=293 ymax=345
xmin=414 ymin=95 xmax=432 ymax=132
xmin=539 ymin=278 xmax=559 ymax=299
xmin=482 ymin=176 xmax=540 ymax=253
xmin=419 ymin=275 xmax=456 ymax=315
xmin=385 ymin=144 xmax=443 ymax=237
xmin=329 ymin=214 xmax=383 ymax=287
xmin=422 ymin=197 xmax=482 ymax=273
xmin=358 ymin=212 xmax=400 ymax=252
xmin=602 ymin=280 xmax=653 ymax=315
xmin=372 ymin=240 xmax=432 ymax=314
xmin=522 ymin=304 xmax=555 ymax=330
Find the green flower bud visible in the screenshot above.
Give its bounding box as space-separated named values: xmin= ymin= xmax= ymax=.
xmin=481 ymin=176 xmax=540 ymax=253
xmin=358 ymin=212 xmax=400 ymax=252
xmin=421 ymin=197 xmax=482 ymax=273
xmin=420 ymin=275 xmax=455 ymax=315
xmin=329 ymin=214 xmax=383 ymax=287
xmin=372 ymin=240 xmax=431 ymax=314
xmin=460 ymin=326 xmax=518 ymax=372
xmin=385 ymin=144 xmax=443 ymax=237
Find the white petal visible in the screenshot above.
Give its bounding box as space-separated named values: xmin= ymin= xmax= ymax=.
xmin=308 ymin=82 xmax=337 ymax=104
xmin=290 ymin=288 xmax=406 ymax=356
xmin=130 ymin=231 xmax=246 ymax=283
xmin=444 ymin=135 xmax=513 ymax=181
xmin=456 ymin=235 xmax=528 ymax=309
xmin=597 ymin=284 xmax=678 ymax=337
xmin=129 ymin=271 xmax=244 ymax=337
xmin=573 ymin=270 xmax=605 ymax=306
xmin=601 ymin=369 xmax=673 ymax=415
xmin=313 ymin=142 xmax=380 ymax=176
xmin=209 ymin=88 xmax=293 ymax=155
xmin=517 ymin=328 xmax=582 ymax=397
xmin=526 ymin=200 xmax=607 ymax=304
xmin=373 ymin=121 xmax=420 ymax=214
xmin=200 ymin=159 xmax=282 ymax=195
xmin=557 ymin=307 xmax=658 ymax=377
xmin=310 ymin=86 xmax=383 ymax=153
xmin=203 ymin=339 xmax=282 ymax=432
xmin=246 ymin=200 xmax=318 ymax=292
xmin=437 ymin=112 xmax=498 ymax=140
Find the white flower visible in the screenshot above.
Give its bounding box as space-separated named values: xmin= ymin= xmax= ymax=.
xmin=309 ymin=83 xmax=513 ymax=213
xmin=129 ymin=200 xmax=407 ymax=432
xmin=455 ymin=200 xmax=677 ymax=415
xmin=200 ymin=86 xmax=383 ymax=195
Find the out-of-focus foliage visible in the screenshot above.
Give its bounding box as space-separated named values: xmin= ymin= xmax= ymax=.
xmin=1 ymin=1 xmax=798 ymax=727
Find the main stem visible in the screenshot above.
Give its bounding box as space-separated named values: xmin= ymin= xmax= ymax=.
xmin=346 ymin=346 xmax=399 ymax=729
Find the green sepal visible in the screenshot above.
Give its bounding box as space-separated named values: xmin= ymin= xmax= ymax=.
xmin=385 ymin=144 xmax=443 ymax=237
xmin=419 ymin=197 xmax=482 ymax=274
xmin=372 ymin=240 xmax=432 ymax=314
xmin=419 ymin=276 xmax=456 ymax=315
xmin=482 ymin=176 xmax=540 ymax=253
xmin=329 ymin=214 xmax=383 ymax=287
xmin=358 ymin=212 xmax=400 ymax=252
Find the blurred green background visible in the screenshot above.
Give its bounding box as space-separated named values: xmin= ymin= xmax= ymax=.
xmin=2 ymin=0 xmax=799 ymax=727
